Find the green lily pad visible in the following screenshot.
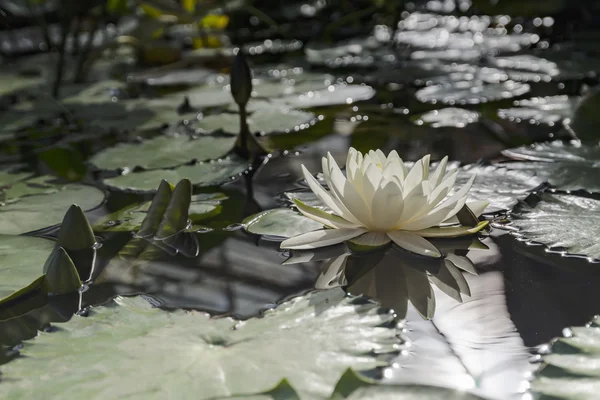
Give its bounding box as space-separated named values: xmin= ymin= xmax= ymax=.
xmin=451 ymin=165 xmax=543 ymax=212
xmin=0 ymin=235 xmax=56 ymax=304
xmin=1 ymin=175 xmax=66 ymax=203
xmin=0 ymin=289 xmax=400 ymax=399
xmin=502 ymin=141 xmax=600 ymax=192
xmin=498 ymin=96 xmax=579 ymax=126
xmin=530 ymin=317 xmax=600 ymax=399
xmin=415 ymin=81 xmax=530 ymax=105
xmin=103 ymin=156 xmax=249 ymax=192
xmin=413 ymin=108 xmax=480 ymax=128
xmin=0 ymin=183 xmax=104 ymax=235
xmin=279 ymin=84 xmax=376 ymax=108
xmin=89 ymin=134 xmax=237 ymax=171
xmin=194 ymin=108 xmax=315 ymax=135
xmin=511 ymin=192 xmax=600 ymax=260
xmin=243 ymin=208 xmax=324 ymax=239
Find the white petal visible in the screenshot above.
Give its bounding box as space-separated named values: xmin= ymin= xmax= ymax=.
xmin=402 ymin=195 xmax=468 ymax=231
xmin=280 ymin=228 xmax=366 ymax=249
xmin=429 ymin=156 xmax=448 ymax=188
xmin=441 ymin=200 xmax=489 ymax=224
xmin=421 ymin=154 xmax=431 ymax=180
xmin=362 ymin=163 xmax=383 ymax=198
xmin=349 ymin=232 xmax=391 ymax=247
xmin=371 ymin=180 xmax=404 ymax=230
xmin=294 ymin=199 xmax=360 ymax=229
xmin=409 ymin=221 xmax=488 ymax=238
xmin=403 ymin=159 xmax=424 ymax=194
xmin=327 ymin=153 xmax=372 ymax=226
xmin=301 ymin=165 xmax=353 ymax=220
xmin=398 ymin=182 xmax=425 ymax=223
xmin=387 ymin=230 xmax=441 ymax=257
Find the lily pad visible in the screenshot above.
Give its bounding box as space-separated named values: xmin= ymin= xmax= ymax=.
xmin=510 ymin=192 xmax=600 ymax=261
xmin=103 ymin=156 xmax=249 ymax=192
xmin=502 ymin=141 xmax=600 ymax=192
xmin=0 ymin=235 xmax=56 ymax=303
xmin=451 ymin=165 xmax=543 ymax=212
xmin=530 ymin=316 xmax=600 ymax=399
xmin=194 ymin=108 xmax=315 ymax=135
xmin=413 ymin=108 xmax=480 ymax=128
xmin=89 ymin=134 xmax=237 ymax=171
xmin=415 ymin=81 xmax=530 ymax=105
xmin=498 ymin=96 xmax=579 ymax=126
xmin=279 ymin=84 xmax=376 ymax=108
xmin=0 ymin=289 xmax=400 ymax=399
xmin=0 ymin=183 xmax=104 ymax=235
xmin=243 ymin=208 xmax=323 ymax=239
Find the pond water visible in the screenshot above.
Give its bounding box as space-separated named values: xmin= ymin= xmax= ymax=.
xmin=1 ymin=1 xmax=600 ymax=399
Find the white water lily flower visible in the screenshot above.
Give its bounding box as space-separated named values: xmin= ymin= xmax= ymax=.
xmin=280 ymin=148 xmax=489 ymax=257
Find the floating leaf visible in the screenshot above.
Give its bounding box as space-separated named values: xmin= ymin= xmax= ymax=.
xmin=413 ymin=108 xmax=480 ymax=128
xmin=0 ymin=289 xmax=400 ymax=399
xmin=530 ymin=317 xmax=600 ymax=400
xmin=451 ymin=165 xmax=543 ymax=213
xmin=415 ymin=81 xmax=530 ymax=105
xmin=498 ymin=96 xmax=579 ymax=126
xmin=243 ymin=208 xmax=323 ymax=239
xmin=193 ymin=108 xmax=315 ymax=136
xmin=0 ymin=184 xmax=104 ymax=235
xmin=0 ymin=235 xmax=55 ymax=304
xmin=510 ymin=192 xmax=600 ymax=260
xmin=502 ymin=141 xmax=600 ymax=192
xmin=279 ymin=84 xmax=376 ymax=108
xmin=103 ymin=156 xmax=249 ymax=192
xmin=89 ymin=135 xmax=236 ymax=171
xmin=42 ymin=247 xmax=82 ymax=296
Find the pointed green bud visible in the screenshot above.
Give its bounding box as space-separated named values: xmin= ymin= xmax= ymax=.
xmin=43 ymin=247 xmax=82 ymax=295
xmin=136 ymin=180 xmax=174 ymax=238
xmin=230 ymin=50 xmax=253 ymax=107
xmin=155 ymin=179 xmax=192 ymax=240
xmin=57 ymin=204 xmax=96 ymax=251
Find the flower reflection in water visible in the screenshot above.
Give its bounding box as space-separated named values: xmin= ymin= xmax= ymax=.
xmin=285 ymin=237 xmax=488 ymax=319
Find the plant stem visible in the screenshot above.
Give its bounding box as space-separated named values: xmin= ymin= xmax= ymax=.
xmin=239 ymin=106 xmax=249 ymax=156
xmin=74 ymin=6 xmax=104 ymax=83
xmin=52 ymin=15 xmax=72 ymax=98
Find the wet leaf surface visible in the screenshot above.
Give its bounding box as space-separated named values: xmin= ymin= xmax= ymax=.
xmin=0 ymin=235 xmax=55 ymax=303
xmin=89 ymin=135 xmax=237 ymax=171
xmin=0 ymin=183 xmax=104 ymax=235
xmin=531 ymin=316 xmax=600 ymax=400
xmin=0 ymin=290 xmax=400 ymax=399
xmin=511 ymin=192 xmax=600 ymax=260
xmin=102 ymin=156 xmax=249 ymax=192
xmin=503 ymin=141 xmax=600 ymax=191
